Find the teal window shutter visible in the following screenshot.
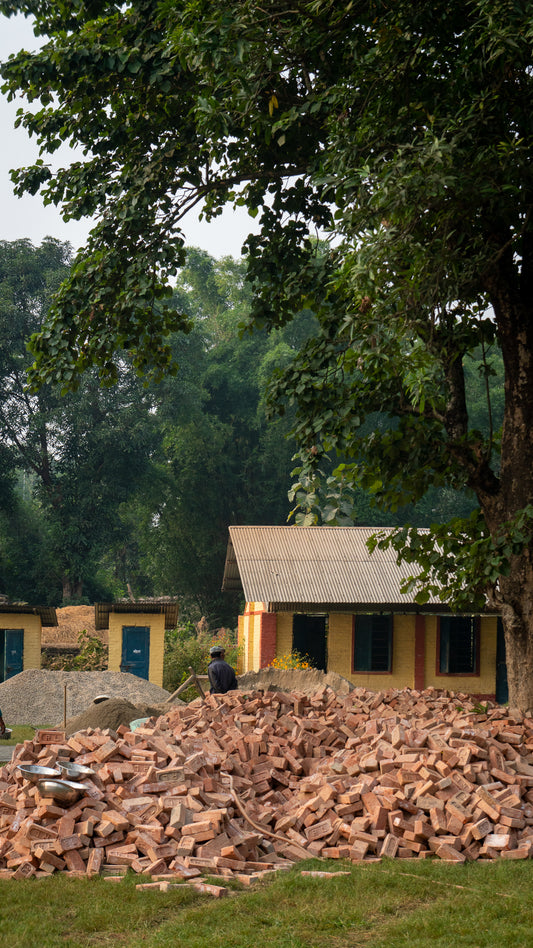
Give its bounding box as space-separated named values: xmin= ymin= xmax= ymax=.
xmin=354 ymin=615 xmax=392 ymax=672
xmin=354 ymin=615 xmax=372 ymax=671
xmin=439 ymin=616 xmax=477 ymax=674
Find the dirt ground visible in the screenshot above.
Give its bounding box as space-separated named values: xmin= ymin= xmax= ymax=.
xmin=41 ymin=605 xmax=106 ymax=646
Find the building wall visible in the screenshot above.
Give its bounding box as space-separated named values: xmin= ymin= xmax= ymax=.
xmin=423 ymin=614 xmax=497 ymax=697
xmin=259 ymin=612 xmax=277 ymax=668
xmin=328 ymin=613 xmax=416 ymax=689
xmin=242 ymin=603 xmax=268 ymax=673
xmin=22 ymin=615 xmax=42 ymax=670
xmin=252 ymin=609 xmax=261 ymax=671
xmin=390 ymin=614 xmax=416 ymax=690
xmin=0 ymin=613 xmax=42 ymax=671
xmin=107 ymin=612 xmax=165 ymax=687
xmin=239 ymin=609 xmax=249 ymax=673
xmin=327 ymin=613 xmax=353 ymax=674
xmin=276 ymin=612 xmax=293 ymax=661
xmin=237 ymin=614 xmax=245 ymax=674
xmin=242 ymin=603 xmax=499 ymax=699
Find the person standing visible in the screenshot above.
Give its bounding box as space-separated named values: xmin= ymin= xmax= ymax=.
xmin=207 ymin=646 xmax=238 ymax=694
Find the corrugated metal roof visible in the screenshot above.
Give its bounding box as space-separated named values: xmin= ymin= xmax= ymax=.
xmin=95 ymin=600 xmax=179 ymax=631
xmin=0 ymin=604 xmax=57 ymax=627
xmin=222 ymin=525 xmax=443 ymax=611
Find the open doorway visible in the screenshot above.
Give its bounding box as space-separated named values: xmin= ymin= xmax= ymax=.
xmin=292 ymin=614 xmax=327 ymax=671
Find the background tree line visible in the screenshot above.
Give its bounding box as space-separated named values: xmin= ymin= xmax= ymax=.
xmin=0 ymin=238 xmax=311 ymax=624
xmin=0 ymin=238 xmax=503 ymax=627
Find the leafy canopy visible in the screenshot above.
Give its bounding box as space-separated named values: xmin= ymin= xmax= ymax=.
xmin=1 ymin=1 xmax=533 ymax=614
xmin=0 ymin=237 xmax=163 ymax=603
xmin=135 ymin=249 xmax=313 ymax=624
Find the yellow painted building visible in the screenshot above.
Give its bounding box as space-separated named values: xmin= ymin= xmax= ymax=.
xmin=95 ymin=600 xmax=179 ymax=688
xmin=0 ymin=605 xmax=57 ymax=682
xmin=226 ymin=527 xmax=507 ymax=702
xmin=238 ymin=608 xmax=500 ymax=699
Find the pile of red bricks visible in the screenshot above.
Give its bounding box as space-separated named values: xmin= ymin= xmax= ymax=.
xmin=0 ymin=686 xmax=532 ymax=883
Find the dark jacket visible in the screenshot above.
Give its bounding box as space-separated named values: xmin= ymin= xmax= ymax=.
xmin=207 ymin=658 xmax=238 ymax=694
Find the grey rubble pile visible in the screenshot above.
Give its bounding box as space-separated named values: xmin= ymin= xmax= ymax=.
xmin=0 ymin=670 xmax=170 ymax=725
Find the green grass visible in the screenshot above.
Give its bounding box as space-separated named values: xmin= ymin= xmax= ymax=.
xmin=0 ymin=725 xmax=39 ymax=746
xmin=0 ymin=859 xmax=531 ymax=948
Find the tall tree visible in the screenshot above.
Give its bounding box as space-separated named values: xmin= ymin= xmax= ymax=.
xmin=2 ymin=3 xmax=533 ymax=707
xmin=0 ymin=238 xmax=160 ymax=602
xmin=139 ymin=250 xmax=306 ymax=624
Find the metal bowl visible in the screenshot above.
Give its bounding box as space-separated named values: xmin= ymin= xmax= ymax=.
xmin=36 ymin=778 xmax=86 ymax=804
xmin=18 ymin=764 xmax=61 ymax=784
xmin=0 ymin=728 xmax=12 ymax=741
xmin=59 ymin=761 xmax=95 ymax=778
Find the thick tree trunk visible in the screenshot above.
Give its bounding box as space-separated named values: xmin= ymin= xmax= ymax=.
xmin=482 ymin=247 xmax=533 ymax=712
xmin=499 ymin=565 xmax=533 ymax=714
xmin=62 ymin=577 xmax=84 ymax=603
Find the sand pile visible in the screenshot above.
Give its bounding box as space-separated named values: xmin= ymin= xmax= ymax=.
xmin=62 ymin=697 xmax=170 ymax=736
xmin=238 ymin=667 xmax=354 ymax=696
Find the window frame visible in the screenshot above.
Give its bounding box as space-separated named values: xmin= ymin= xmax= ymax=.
xmin=352 ymin=613 xmax=393 ymax=674
xmin=436 ymin=615 xmax=480 ymax=677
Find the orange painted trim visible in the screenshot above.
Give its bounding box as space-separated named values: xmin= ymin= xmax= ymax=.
xmin=259 ymin=612 xmax=277 ymax=668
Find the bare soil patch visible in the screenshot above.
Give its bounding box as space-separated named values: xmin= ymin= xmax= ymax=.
xmin=42 ymin=605 xmax=105 ymax=646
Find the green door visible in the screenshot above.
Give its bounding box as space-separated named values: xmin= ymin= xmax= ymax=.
xmin=3 ymin=629 xmax=23 ymax=681
xmin=120 ymin=626 xmax=150 ymax=680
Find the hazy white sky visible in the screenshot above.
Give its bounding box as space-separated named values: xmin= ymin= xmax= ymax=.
xmin=0 ymin=14 xmax=252 ymax=257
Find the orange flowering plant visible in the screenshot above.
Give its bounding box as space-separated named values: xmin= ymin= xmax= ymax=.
xmin=268 ymin=651 xmax=313 ymax=671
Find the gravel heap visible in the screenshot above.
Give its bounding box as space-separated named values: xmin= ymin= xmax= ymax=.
xmin=0 ymin=670 xmax=170 ymax=725
xmin=0 ymin=668 xmax=356 ymax=726
xmin=238 ymin=667 xmax=354 ymax=695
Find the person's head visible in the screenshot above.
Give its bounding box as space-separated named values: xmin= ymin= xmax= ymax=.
xmin=209 ymin=645 xmax=225 ymax=660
